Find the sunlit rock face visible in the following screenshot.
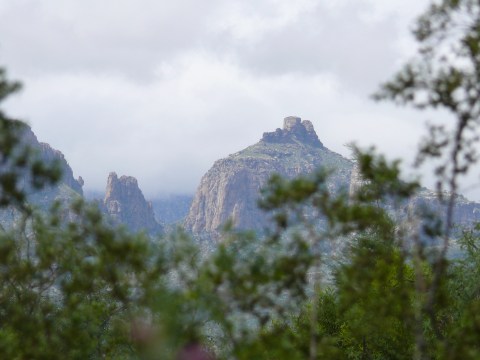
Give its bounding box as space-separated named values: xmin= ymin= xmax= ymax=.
xmin=103 ymin=172 xmax=162 ymax=235
xmin=184 ymin=117 xmax=352 ymax=237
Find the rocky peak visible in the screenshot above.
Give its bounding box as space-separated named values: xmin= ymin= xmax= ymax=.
xmin=185 ymin=117 xmax=350 ymax=237
xmin=103 ymin=172 xmax=162 ymax=235
xmin=105 ymin=172 xmax=139 ymax=200
xmin=261 ymin=116 xmax=323 ymax=148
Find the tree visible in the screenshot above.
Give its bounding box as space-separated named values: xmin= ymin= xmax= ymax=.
xmin=375 ymin=0 xmax=480 ymax=357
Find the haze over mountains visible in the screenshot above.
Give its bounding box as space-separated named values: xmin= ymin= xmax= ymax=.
xmin=4 ymin=117 xmax=480 ymax=238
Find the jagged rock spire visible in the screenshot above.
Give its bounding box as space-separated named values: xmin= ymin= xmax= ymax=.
xmin=103 ymin=172 xmax=162 ymax=235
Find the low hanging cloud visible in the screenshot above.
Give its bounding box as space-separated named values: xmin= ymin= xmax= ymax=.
xmin=4 ymin=0 xmax=477 ymax=200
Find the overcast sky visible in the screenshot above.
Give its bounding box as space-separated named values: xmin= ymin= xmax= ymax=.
xmin=3 ymin=0 xmax=477 ymax=200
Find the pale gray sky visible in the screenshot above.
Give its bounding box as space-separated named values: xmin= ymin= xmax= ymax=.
xmin=3 ymin=0 xmax=476 ymax=199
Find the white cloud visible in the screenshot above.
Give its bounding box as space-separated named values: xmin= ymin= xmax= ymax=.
xmin=214 ymin=0 xmax=318 ymax=41
xmin=5 ymin=0 xmax=477 ymax=201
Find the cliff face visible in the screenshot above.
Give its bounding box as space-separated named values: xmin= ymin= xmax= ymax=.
xmin=103 ymin=172 xmax=162 ymax=235
xmin=185 ymin=117 xmax=353 ymax=235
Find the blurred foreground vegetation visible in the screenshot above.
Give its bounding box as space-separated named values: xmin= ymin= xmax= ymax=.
xmin=2 ymin=1 xmax=480 ymax=358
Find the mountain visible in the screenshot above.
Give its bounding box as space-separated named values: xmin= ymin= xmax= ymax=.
xmin=184 ymin=116 xmax=353 ymax=236
xmin=0 ymin=122 xmax=84 ymax=227
xmin=6 ymin=118 xmax=479 ymax=240
xmin=185 ymin=116 xmax=480 ymax=239
xmin=102 ymin=172 xmax=163 ymax=235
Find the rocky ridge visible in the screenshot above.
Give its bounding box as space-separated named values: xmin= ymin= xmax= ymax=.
xmin=349 ymin=162 xmax=480 ymax=228
xmin=411 ymin=189 xmax=480 ymax=227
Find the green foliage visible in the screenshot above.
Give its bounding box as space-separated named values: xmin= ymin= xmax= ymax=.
xmin=0 ymin=77 xmax=321 ymax=357
xmin=0 ymin=199 xmax=154 ymax=359
xmin=335 ymin=235 xmax=416 ymax=360
xmin=3 ymin=1 xmax=480 ymax=357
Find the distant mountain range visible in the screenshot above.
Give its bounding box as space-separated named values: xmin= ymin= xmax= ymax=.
xmin=3 ymin=118 xmax=480 ymax=239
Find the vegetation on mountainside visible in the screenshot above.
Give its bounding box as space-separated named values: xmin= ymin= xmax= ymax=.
xmin=1 ymin=0 xmax=480 ymax=359
xmin=234 ymin=141 xmax=352 ymax=172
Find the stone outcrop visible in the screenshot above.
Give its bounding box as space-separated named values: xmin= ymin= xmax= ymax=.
xmin=103 ymin=172 xmax=162 ymax=235
xmin=184 ymin=117 xmax=352 ymax=236
xmin=261 ymin=116 xmax=323 ymax=148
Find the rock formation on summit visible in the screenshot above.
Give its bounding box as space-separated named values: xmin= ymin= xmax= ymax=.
xmin=184 ymin=117 xmax=353 ymax=236
xmin=261 ymin=116 xmax=323 ymax=148
xmin=103 ymin=172 xmax=162 ymax=235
